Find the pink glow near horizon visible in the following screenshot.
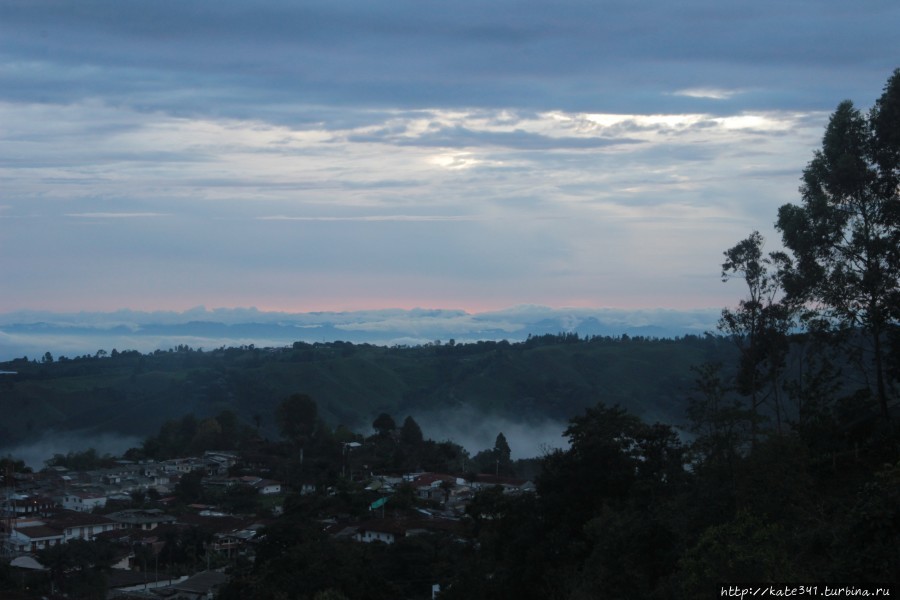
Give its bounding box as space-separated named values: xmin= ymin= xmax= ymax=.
xmin=0 ymin=292 xmax=731 ymax=316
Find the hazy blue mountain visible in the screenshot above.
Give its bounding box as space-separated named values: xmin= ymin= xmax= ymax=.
xmin=0 ymin=306 xmax=719 ymax=361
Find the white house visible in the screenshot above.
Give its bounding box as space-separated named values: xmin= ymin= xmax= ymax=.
xmin=62 ymin=492 xmax=107 ymax=512
xmin=49 ymin=511 xmax=119 ymax=541
xmin=8 ymin=525 xmax=64 ymax=553
xmin=353 ymin=521 xmax=405 ymax=545
xmin=355 ymin=528 xmax=396 ymax=544
xmin=237 ymin=476 xmax=282 ymax=495
xmin=5 ymin=510 xmax=118 ymax=553
xmin=252 ymin=479 xmax=282 ymax=495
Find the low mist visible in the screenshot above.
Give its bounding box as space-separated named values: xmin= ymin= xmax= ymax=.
xmin=0 ymin=430 xmax=142 ymax=471
xmin=415 ymin=408 xmax=571 ymax=461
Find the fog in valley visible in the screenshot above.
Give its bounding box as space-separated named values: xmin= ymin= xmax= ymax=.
xmin=0 ymin=431 xmax=142 ymax=471
xmin=414 ymin=409 xmax=571 ymax=462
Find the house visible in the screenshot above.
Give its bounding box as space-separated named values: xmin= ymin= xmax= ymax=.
xmin=204 ymin=451 xmax=239 ymax=473
xmin=353 ymin=520 xmax=407 ymax=545
xmin=410 ymin=473 xmax=457 ymax=502
xmin=201 ymin=475 xmax=235 ymax=490
xmin=210 ymin=525 xmax=262 ymax=558
xmin=1 ymin=516 xmax=44 ymax=534
xmin=163 ymin=458 xmax=209 ymax=475
xmin=101 ymin=473 xmax=123 ymax=485
xmin=93 ymin=522 xmax=184 ymax=567
xmin=62 ymin=491 xmax=107 ymax=512
xmin=47 ymin=510 xmax=118 ymax=542
xmin=349 ymin=515 xmax=460 ymax=545
xmin=143 ymin=467 xmax=171 ymax=488
xmin=470 ymin=474 xmax=534 ymax=494
xmin=232 ymin=476 xmax=282 ymax=495
xmin=166 ymin=570 xmax=228 ymax=600
xmin=7 ymin=525 xmax=64 ymax=553
xmin=106 ymin=508 xmax=177 ymax=531
xmin=248 ymin=477 xmax=282 ymax=495
xmin=4 ymin=510 xmax=119 ymax=553
xmin=1 ymin=494 xmax=55 ymax=517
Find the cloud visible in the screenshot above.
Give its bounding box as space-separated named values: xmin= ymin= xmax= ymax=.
xmin=672 ymin=88 xmax=741 ymax=100
xmin=255 ymin=215 xmax=479 ymax=222
xmin=0 ymin=1 xmax=897 ymax=316
xmin=350 ymin=125 xmax=644 ymax=151
xmin=66 ymin=212 xmax=170 ymax=219
xmin=1 ymin=2 xmax=897 ymax=117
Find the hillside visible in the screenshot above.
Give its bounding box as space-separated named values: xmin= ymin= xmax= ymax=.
xmin=0 ymin=334 xmax=732 ymax=449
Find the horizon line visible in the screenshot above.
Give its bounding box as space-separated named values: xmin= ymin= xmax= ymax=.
xmin=0 ymin=304 xmax=725 ymax=318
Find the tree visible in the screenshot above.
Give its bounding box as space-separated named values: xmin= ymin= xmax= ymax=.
xmin=372 ymin=412 xmax=396 ymax=436
xmin=38 ymin=538 xmax=116 ymax=599
xmin=493 ymin=432 xmax=511 ymax=462
xmin=719 ymin=231 xmax=795 ymax=434
xmin=776 ymin=70 xmax=900 ymax=420
xmin=493 ymin=432 xmax=512 ymax=475
xmin=175 ymin=468 xmax=205 ymax=504
xmin=396 ymin=416 xmax=424 ymax=469
xmin=188 ymin=417 xmax=223 ymax=454
xmin=0 ymin=457 xmax=32 ymax=475
xmin=537 ymin=404 xmax=663 ymax=535
xmin=678 ymin=512 xmax=796 ymax=596
xmin=276 ymin=393 xmax=319 ymax=462
xmin=216 ymin=409 xmax=240 ymax=440
xmin=686 ymin=363 xmax=754 ymax=475
xmin=399 ymin=416 xmax=423 ymax=447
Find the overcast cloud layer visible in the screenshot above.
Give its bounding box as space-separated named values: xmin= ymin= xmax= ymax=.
xmin=1 ymin=1 xmax=898 ymax=316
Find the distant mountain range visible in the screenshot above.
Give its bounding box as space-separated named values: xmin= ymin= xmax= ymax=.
xmin=0 ymin=306 xmax=720 ymax=361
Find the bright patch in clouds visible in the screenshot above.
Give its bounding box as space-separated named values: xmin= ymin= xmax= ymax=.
xmin=712 ymin=114 xmax=792 ymax=131
xmin=673 ymin=88 xmax=740 ymax=100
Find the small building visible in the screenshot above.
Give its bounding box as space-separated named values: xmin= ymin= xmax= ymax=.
xmin=353 ymin=520 xmax=406 ymax=545
xmin=1 ymin=494 xmax=56 ymax=517
xmin=47 ymin=510 xmax=118 ymax=542
xmin=8 ymin=525 xmax=64 ymax=553
xmin=210 ymin=526 xmax=261 ymax=558
xmin=167 ymin=570 xmax=228 ymax=600
xmin=233 ymin=476 xmax=282 ymax=495
xmin=411 ymin=473 xmax=457 ymax=503
xmin=62 ymin=491 xmax=107 ymax=512
xmin=251 ymin=478 xmax=282 ymax=495
xmin=106 ymin=508 xmax=177 ymax=531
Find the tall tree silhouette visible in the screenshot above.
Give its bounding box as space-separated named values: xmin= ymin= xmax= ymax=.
xmin=777 ymin=69 xmax=900 ymax=420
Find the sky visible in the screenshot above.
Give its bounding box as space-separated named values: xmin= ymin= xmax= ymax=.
xmin=1 ymin=1 xmax=899 ymax=316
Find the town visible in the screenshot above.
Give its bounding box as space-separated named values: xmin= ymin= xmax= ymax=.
xmin=1 ymin=401 xmax=536 ymax=599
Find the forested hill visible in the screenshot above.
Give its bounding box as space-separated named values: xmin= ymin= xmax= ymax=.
xmin=0 ymin=334 xmax=732 ymax=449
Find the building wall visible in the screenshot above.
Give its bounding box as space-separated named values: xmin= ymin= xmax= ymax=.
xmin=63 ymin=522 xmax=117 ymax=542
xmin=63 ymin=495 xmax=107 ymax=512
